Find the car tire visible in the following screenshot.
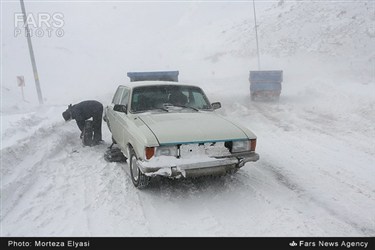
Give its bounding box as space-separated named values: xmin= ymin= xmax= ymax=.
xmin=82 ymin=120 xmax=93 ymax=146
xmin=129 ymin=147 xmax=150 ymax=189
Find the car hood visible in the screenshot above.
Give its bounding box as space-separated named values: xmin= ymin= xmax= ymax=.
xmin=137 ymin=112 xmax=254 ymax=145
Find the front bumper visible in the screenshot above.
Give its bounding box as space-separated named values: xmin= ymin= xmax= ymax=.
xmin=138 ymin=152 xmax=260 ymax=178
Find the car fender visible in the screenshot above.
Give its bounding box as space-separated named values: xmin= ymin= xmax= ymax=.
xmin=122 ymin=114 xmax=160 ymax=160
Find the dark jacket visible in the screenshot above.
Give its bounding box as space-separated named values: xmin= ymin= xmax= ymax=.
xmin=65 ymin=100 xmax=103 ymax=132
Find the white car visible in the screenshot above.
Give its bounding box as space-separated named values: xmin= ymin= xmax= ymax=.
xmin=104 ymin=81 xmax=259 ymax=188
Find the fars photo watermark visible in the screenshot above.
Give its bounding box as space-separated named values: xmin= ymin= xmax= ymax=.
xmin=14 ymin=12 xmax=65 ymax=38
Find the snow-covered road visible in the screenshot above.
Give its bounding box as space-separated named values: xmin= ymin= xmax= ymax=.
xmin=1 ymin=89 xmax=374 ymax=236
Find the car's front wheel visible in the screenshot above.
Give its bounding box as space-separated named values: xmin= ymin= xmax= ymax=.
xmin=129 ymin=147 xmax=150 ymax=189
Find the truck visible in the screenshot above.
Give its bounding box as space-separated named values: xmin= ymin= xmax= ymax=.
xmin=249 ymin=70 xmax=283 ymax=101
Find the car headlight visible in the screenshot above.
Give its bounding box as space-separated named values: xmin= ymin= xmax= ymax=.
xmin=155 ymin=146 xmax=178 ymax=157
xmin=231 ymin=140 xmax=251 ymax=153
xmin=228 ymin=139 xmax=256 ymax=153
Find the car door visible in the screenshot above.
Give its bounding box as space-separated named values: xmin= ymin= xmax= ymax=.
xmin=107 ymin=86 xmax=125 ymax=137
xmin=112 ymin=87 xmax=131 ymax=147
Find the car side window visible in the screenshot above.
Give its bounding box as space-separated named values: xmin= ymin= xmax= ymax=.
xmin=191 ymin=91 xmax=210 ymax=109
xmin=120 ymin=88 xmax=130 ymax=106
xmin=112 ymin=87 xmax=124 ymax=105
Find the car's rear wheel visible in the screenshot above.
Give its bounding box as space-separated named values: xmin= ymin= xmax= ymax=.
xmin=129 ymin=147 xmax=150 ymax=189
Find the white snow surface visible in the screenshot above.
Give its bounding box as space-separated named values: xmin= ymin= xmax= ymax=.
xmin=1 ymin=1 xmax=374 ymax=237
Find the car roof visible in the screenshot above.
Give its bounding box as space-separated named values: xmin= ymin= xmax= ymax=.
xmin=118 ymin=81 xmax=199 ymax=89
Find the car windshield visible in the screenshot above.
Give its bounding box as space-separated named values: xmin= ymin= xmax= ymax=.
xmin=130 ymin=85 xmax=212 ymax=113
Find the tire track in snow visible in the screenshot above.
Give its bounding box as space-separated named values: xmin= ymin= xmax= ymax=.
xmin=165 ymin=178 xmax=227 ymax=236
xmin=1 ymin=118 xmax=151 ymax=236
xmin=135 ymin=175 xmax=265 ymax=236
xmin=251 ymin=101 xmax=375 ymax=198
xmin=226 ymin=100 xmax=375 ymax=235
xmin=1 ymin=121 xmax=77 ymax=224
xmin=116 ymin=163 xmax=152 ymax=236
xmin=1 ymin=115 xmax=122 ymax=235
xmin=262 ymin=161 xmax=375 ymax=236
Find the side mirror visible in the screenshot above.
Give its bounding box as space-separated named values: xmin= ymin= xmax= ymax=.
xmin=114 ymin=104 xmax=127 ymax=114
xmin=211 ymin=102 xmax=221 ymax=110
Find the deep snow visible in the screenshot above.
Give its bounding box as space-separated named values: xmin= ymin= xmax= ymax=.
xmin=1 ymin=0 xmax=374 ymax=237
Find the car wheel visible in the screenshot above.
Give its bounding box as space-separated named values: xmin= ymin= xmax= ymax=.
xmin=82 ymin=120 xmax=93 ymax=146
xmin=129 ymin=147 xmax=150 ymax=189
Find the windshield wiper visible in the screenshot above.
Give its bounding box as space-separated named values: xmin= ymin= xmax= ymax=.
xmin=149 ymin=107 xmax=169 ymax=112
xmin=135 ymin=107 xmax=168 ymax=113
xmin=164 ymin=104 xmax=199 ymax=111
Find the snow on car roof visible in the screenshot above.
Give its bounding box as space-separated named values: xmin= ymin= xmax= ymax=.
xmin=118 ymin=80 xmax=199 ymax=89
